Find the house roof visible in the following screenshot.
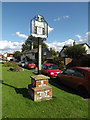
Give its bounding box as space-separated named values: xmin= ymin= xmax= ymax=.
xmin=22 ymin=48 xmax=38 ymax=54
xmin=79 ymin=43 xmax=90 ymax=48
xmin=60 ymin=46 xmax=67 ymax=54
xmin=7 ymin=53 xmax=14 ymax=57
xmin=60 ymin=43 xmax=90 ymax=53
xmin=22 ymin=48 xmax=51 ymax=54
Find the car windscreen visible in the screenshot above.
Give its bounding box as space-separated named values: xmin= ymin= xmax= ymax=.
xmin=47 ymin=65 xmax=58 ymax=69
xmin=29 ymin=62 xmax=34 ymax=64
xmin=25 ymin=62 xmax=28 ymax=64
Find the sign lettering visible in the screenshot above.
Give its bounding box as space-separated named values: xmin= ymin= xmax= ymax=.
xmin=37 ymin=90 xmax=50 ymax=100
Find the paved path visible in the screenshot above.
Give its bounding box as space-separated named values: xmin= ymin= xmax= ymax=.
xmin=30 ymin=67 xmax=38 ymax=74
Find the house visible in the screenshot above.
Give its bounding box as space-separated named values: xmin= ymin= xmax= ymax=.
xmin=60 ymin=43 xmax=90 ymax=58
xmin=3 ymin=53 xmax=14 ymax=61
xmin=21 ymin=48 xmax=52 ymax=61
xmin=60 ymin=42 xmax=90 ymax=65
xmin=81 ymin=43 xmax=90 ymax=54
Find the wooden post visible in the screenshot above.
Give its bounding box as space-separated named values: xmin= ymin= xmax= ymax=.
xmin=38 ymin=37 xmax=42 ymax=74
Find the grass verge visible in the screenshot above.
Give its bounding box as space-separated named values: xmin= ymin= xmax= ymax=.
xmin=2 ymin=66 xmax=88 ymax=118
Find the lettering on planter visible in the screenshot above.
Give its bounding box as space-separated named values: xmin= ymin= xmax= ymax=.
xmin=37 ymin=90 xmax=50 ymax=100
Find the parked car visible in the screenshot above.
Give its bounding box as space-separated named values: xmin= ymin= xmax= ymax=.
xmin=24 ymin=62 xmax=36 ymax=69
xmin=57 ymin=67 xmax=90 ymax=97
xmin=15 ymin=60 xmax=20 ymax=65
xmin=41 ymin=63 xmax=63 ymax=78
xmin=19 ymin=61 xmax=25 ymax=67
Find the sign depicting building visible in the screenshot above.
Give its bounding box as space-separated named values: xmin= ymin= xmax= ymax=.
xmin=31 ymin=14 xmax=48 ymax=38
xmin=31 ymin=14 xmax=48 ymax=74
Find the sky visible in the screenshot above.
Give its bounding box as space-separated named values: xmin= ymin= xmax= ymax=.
xmin=0 ymin=2 xmax=89 ymax=54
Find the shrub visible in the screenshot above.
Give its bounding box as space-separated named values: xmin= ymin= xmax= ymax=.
xmin=9 ymin=67 xmax=24 ymax=72
xmin=3 ymin=62 xmax=18 ymax=67
xmin=58 ymin=64 xmax=66 ymax=71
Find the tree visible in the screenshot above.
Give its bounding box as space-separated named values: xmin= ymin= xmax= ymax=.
xmin=50 ymin=49 xmax=58 ymax=58
xmin=14 ymin=51 xmax=21 ymax=61
xmin=64 ymin=45 xmax=87 ymax=59
xmin=22 ymin=36 xmax=48 ymax=52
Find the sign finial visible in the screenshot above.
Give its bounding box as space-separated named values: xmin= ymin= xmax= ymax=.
xmin=38 ymin=15 xmax=42 ymax=22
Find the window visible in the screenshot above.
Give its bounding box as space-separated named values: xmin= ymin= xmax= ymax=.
xmin=43 ymin=28 xmax=45 ymax=35
xmin=10 ymin=55 xmax=13 ymax=57
xmin=63 ymin=68 xmax=85 ymax=77
xmin=73 ymin=69 xmax=85 ymax=77
xmin=42 ymin=64 xmax=46 ymax=69
xmin=43 ymin=52 xmax=46 ymax=56
xmin=34 ymin=27 xmax=37 ymax=34
xmin=63 ymin=68 xmax=75 ymax=76
xmin=47 ymin=65 xmax=58 ymax=70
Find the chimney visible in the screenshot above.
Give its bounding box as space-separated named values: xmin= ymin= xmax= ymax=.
xmin=31 ymin=42 xmax=33 ymax=50
xmin=73 ymin=40 xmax=76 ymax=46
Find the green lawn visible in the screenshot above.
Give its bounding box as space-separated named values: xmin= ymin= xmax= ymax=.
xmin=2 ymin=66 xmax=89 ymax=118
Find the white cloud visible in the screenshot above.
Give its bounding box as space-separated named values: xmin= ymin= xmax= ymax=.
xmin=53 ymin=17 xmax=60 ymax=22
xmin=75 ymin=34 xmax=88 ymax=43
xmin=16 ymin=26 xmax=54 ymax=39
xmin=0 ymin=26 xmax=54 ymax=54
xmin=63 ymin=16 xmax=69 ymax=19
xmin=0 ymin=40 xmax=24 ymax=54
xmin=48 ymin=26 xmax=54 ymax=34
xmin=16 ymin=32 xmax=28 ymax=39
xmin=46 ymin=39 xmax=74 ymax=51
xmin=53 ymin=16 xmax=69 ymax=22
xmin=1 ymin=31 xmax=88 ymax=54
xmin=75 ymin=34 xmax=81 ymax=39
xmin=46 ymin=32 xmax=88 ymax=52
xmin=86 ymin=31 xmax=90 ymax=37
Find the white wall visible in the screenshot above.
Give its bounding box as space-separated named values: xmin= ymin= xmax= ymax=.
xmin=7 ymin=57 xmax=14 ymax=61
xmin=83 ymin=44 xmax=90 ymax=54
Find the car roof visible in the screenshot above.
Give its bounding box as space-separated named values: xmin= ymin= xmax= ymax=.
xmin=43 ymin=63 xmax=55 ymax=65
xmin=72 ymin=67 xmax=90 ymax=71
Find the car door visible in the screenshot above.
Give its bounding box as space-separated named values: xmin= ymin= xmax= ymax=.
xmin=67 ymin=68 xmax=86 ymax=89
xmin=60 ymin=68 xmax=76 ymax=87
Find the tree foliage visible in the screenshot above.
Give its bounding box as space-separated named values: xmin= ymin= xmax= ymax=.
xmin=22 ymin=36 xmax=48 ymax=52
xmin=64 ymin=45 xmax=87 ymax=59
xmin=14 ymin=51 xmax=21 ymax=61
xmin=50 ymin=49 xmax=59 ymax=58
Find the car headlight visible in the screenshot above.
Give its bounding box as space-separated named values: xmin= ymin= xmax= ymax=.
xmin=50 ymin=72 xmax=54 ymax=75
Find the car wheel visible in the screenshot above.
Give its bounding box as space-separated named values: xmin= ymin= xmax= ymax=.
xmin=78 ymin=86 xmax=88 ymax=98
xmin=46 ymin=73 xmax=49 ymax=77
xmin=56 ymin=76 xmax=60 ymax=81
xmin=56 ymin=76 xmax=61 ymax=84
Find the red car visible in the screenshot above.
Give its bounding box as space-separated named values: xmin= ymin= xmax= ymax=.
xmin=41 ymin=63 xmax=63 ymax=78
xmin=25 ymin=62 xmax=36 ymax=69
xmin=57 ymin=67 xmax=90 ymax=97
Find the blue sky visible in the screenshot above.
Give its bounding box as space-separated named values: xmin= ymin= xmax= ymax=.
xmin=1 ymin=2 xmax=89 ymax=53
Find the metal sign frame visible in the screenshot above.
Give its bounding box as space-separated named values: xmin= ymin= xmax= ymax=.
xmin=31 ymin=14 xmax=48 ymax=38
